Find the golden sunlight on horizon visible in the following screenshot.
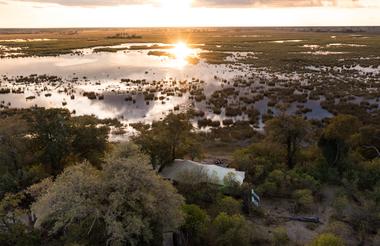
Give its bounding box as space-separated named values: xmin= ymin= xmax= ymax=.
xmin=0 ymin=0 xmax=379 ymax=27
xmin=169 ymin=42 xmax=198 ymax=69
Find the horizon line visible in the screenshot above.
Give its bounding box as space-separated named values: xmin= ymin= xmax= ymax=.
xmin=1 ymin=25 xmax=380 ymax=29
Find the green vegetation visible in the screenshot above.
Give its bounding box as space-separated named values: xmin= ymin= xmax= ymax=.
xmin=309 ymin=233 xmax=344 ymax=246
xmin=132 ymin=113 xmax=201 ymax=171
xmin=1 ymin=108 xmax=378 ymax=245
xmin=31 ymin=144 xmax=184 ymax=246
xmin=2 ymin=27 xmax=379 ymax=69
xmin=0 ymin=27 xmax=379 ymax=245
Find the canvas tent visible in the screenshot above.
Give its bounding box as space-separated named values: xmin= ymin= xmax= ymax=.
xmin=161 ymin=159 xmax=245 ymax=186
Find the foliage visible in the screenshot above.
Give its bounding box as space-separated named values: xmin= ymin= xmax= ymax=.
xmin=356 ymin=125 xmax=380 ymax=160
xmin=29 ymin=108 xmax=73 ymax=174
xmin=0 ymin=115 xmax=47 ymax=197
xmin=70 ymin=115 xmax=110 ymax=166
xmin=211 ymin=196 xmax=242 ymax=217
xmin=181 ymin=204 xmax=209 ymax=245
xmin=309 ymin=233 xmax=344 ymax=246
xmin=318 ymin=115 xmax=361 ymax=173
xmin=272 ymin=227 xmax=289 ymax=246
xmin=208 ymin=213 xmax=253 ymax=246
xmin=133 ymin=113 xmax=196 ymax=171
xmin=0 ymin=108 xmax=112 ymax=198
xmin=324 ymin=221 xmax=353 ymax=244
xmin=265 ymin=114 xmax=312 ymax=169
xmin=0 ymin=192 xmax=41 ymax=246
xmin=29 ymin=108 xmax=111 ymax=172
xmin=232 ymin=142 xmax=285 ymax=184
xmin=31 ymin=144 xmax=184 ymax=245
xmin=355 ymin=159 xmax=380 ymax=191
xmin=292 ymin=189 xmax=314 ymax=210
xmin=257 ymin=169 xmax=319 ymax=198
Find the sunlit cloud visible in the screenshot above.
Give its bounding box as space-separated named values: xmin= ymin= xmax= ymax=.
xmin=1 ymin=0 xmax=379 ymax=27
xmin=9 ymin=0 xmax=380 ymax=8
xmin=11 ymin=0 xmax=154 ymax=6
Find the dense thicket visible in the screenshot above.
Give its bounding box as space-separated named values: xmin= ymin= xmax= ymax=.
xmin=0 ymin=109 xmax=379 ymax=245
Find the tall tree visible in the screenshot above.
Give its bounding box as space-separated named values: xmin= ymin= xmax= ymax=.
xmin=265 ymin=115 xmax=312 ymax=169
xmin=318 ymin=114 xmax=361 ymax=172
xmin=29 ymin=108 xmax=72 ymax=174
xmin=133 ymin=113 xmax=194 ymax=171
xmin=71 ymin=115 xmax=109 ymax=166
xmin=31 ymin=143 xmax=184 ymax=246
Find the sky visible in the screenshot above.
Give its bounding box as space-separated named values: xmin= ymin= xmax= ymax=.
xmin=0 ymin=0 xmax=379 ymax=28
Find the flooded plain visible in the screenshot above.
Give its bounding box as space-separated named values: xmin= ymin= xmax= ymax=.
xmin=0 ymin=43 xmax=249 ymax=123
xmin=1 ymin=39 xmax=379 ymax=130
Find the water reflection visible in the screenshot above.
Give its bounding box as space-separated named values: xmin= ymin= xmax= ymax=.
xmin=0 ymin=43 xmax=247 ymax=124
xmin=169 ymin=42 xmax=198 ymax=68
xmin=0 ymin=41 xmax=351 ymax=131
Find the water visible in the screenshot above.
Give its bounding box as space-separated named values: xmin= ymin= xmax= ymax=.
xmin=0 ymin=43 xmax=248 ymax=124
xmin=0 ymin=42 xmax=367 ymax=129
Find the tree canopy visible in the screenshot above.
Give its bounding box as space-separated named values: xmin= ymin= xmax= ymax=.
xmin=31 ymin=143 xmax=184 ymax=245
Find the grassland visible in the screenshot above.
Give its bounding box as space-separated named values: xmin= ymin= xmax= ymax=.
xmin=1 ymin=27 xmax=380 ymax=68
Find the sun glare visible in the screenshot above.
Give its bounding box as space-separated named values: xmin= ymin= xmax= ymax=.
xmin=172 ymin=42 xmax=192 ymax=59
xmin=169 ymin=42 xmax=196 ymax=68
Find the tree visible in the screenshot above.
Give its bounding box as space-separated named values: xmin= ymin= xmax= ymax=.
xmin=318 ymin=115 xmax=361 ymax=173
xmin=232 ymin=142 xmax=285 ymax=184
xmin=212 ymin=196 xmax=242 ymax=216
xmin=0 ymin=115 xmax=30 ymax=171
xmin=31 ymin=143 xmax=184 ymax=246
xmin=0 ymin=192 xmax=41 ymax=246
xmin=0 ymin=114 xmax=48 ymax=197
xmin=29 ymin=108 xmax=112 ymax=174
xmin=70 ymin=115 xmax=109 ymax=166
xmin=356 ymin=125 xmax=380 ymax=160
xmin=30 ymin=108 xmax=72 ymax=174
xmin=293 ymin=189 xmax=313 ymax=211
xmin=265 ymin=115 xmax=312 ymax=169
xmin=133 ymin=113 xmax=194 ymax=171
xmin=181 ymin=204 xmax=209 ymax=245
xmin=208 ymin=213 xmax=252 ymax=246
xmin=309 ymin=233 xmax=344 ymax=246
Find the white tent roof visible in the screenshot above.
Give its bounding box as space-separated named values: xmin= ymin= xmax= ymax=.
xmin=161 ymin=159 xmax=245 ymax=186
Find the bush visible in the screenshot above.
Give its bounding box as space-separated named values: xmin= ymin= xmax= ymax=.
xmin=309 ymin=233 xmax=344 ymax=246
xmin=332 ymin=194 xmax=350 ymax=217
xmin=257 ymin=169 xmax=320 ymax=198
xmin=181 ymin=204 xmax=209 ymax=245
xmin=293 ymin=189 xmax=314 ymax=210
xmin=324 ymin=221 xmax=353 ymax=243
xmin=272 ymin=227 xmax=289 ymax=246
xmin=208 ymin=213 xmax=252 ymax=246
xmin=212 ymin=196 xmax=242 ymax=216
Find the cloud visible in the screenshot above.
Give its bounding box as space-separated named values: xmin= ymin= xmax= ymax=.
xmin=193 ymin=0 xmax=366 ymax=8
xmin=12 ymin=0 xmax=154 ymax=7
xmin=10 ymin=0 xmax=378 ymax=8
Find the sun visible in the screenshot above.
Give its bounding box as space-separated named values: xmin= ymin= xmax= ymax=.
xmin=168 ymin=42 xmax=197 ymax=68
xmin=171 ymin=42 xmax=193 ymax=60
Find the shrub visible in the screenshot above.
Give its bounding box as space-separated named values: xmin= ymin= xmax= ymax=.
xmin=272 ymin=227 xmax=289 ymax=246
xmin=208 ymin=213 xmax=252 ymax=246
xmin=293 ymin=189 xmax=314 ymax=210
xmin=309 ymin=233 xmax=344 ymax=246
xmin=213 ymin=196 xmax=242 ymax=216
xmin=181 ymin=204 xmax=209 ymax=245
xmin=332 ymin=195 xmax=350 ymax=217
xmin=324 ymin=221 xmax=353 ymax=243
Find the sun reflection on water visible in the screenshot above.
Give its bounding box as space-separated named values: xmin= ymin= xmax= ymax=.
xmin=169 ymin=42 xmax=198 ymax=69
